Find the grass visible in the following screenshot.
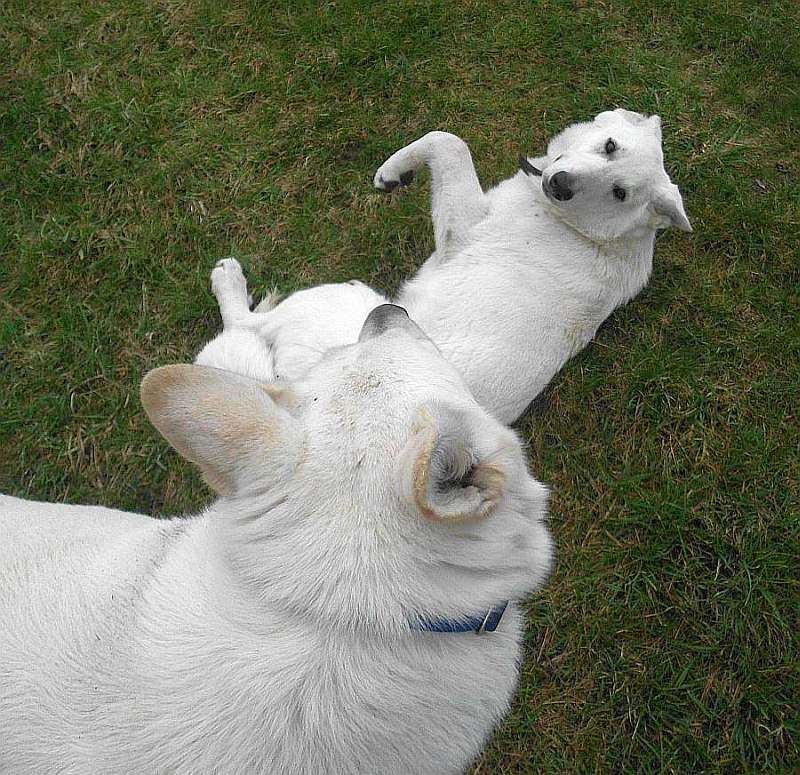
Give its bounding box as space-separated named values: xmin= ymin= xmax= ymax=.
xmin=1 ymin=0 xmax=798 ymax=770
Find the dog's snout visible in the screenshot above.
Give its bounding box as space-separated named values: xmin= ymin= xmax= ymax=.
xmin=359 ymin=304 xmax=415 ymax=341
xmin=544 ymin=171 xmax=574 ymax=202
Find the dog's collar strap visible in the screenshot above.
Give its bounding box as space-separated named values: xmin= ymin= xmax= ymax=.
xmin=519 ymin=155 xmax=542 ymax=177
xmin=412 ymin=601 xmax=509 ymax=634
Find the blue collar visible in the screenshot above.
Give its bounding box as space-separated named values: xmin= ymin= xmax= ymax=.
xmin=412 ymin=601 xmax=509 ymax=634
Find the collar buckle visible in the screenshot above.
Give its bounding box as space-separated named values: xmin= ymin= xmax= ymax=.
xmin=476 ymin=601 xmax=509 ymax=634
xmin=412 ymin=601 xmax=510 ymax=634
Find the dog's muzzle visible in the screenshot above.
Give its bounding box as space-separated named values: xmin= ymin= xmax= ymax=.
xmin=542 ymin=171 xmax=574 ymax=202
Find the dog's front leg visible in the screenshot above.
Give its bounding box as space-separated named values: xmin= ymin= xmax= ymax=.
xmin=374 ymin=131 xmax=489 ymax=262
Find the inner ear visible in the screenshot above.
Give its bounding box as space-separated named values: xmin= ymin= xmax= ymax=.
xmin=400 ymin=406 xmax=507 ymax=522
xmin=141 ymin=365 xmax=302 ymax=496
xmin=650 ymin=183 xmax=692 ymax=232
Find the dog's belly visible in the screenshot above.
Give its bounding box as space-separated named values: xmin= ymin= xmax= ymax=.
xmin=401 ymin=263 xmax=581 ymax=423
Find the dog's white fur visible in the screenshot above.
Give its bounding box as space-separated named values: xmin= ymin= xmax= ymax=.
xmin=0 ymin=308 xmax=552 ymax=774
xmin=196 ymin=266 xmax=387 ymax=383
xmin=198 ymin=109 xmax=689 ymax=423
xmin=391 ymin=109 xmax=691 ymax=421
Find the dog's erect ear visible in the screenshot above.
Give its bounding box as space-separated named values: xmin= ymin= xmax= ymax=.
xmin=647 ymin=114 xmax=663 ymax=140
xmin=597 ymin=109 xmax=662 ymax=137
xmin=141 ymin=365 xmax=302 ymax=495
xmin=596 ymin=108 xmax=644 ymax=125
xmin=398 ymin=405 xmax=507 ymax=522
xmin=649 ymin=182 xmax=692 ymax=232
xmin=614 ymin=108 xmax=648 ymax=125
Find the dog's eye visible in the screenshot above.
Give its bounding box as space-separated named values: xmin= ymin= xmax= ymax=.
xmin=613 ymin=185 xmax=627 ymax=201
xmin=605 ymin=138 xmax=617 ymax=154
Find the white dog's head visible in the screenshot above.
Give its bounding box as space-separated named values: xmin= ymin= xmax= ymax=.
xmin=522 ymin=108 xmax=691 ymax=241
xmin=142 ymin=305 xmax=552 ymax=631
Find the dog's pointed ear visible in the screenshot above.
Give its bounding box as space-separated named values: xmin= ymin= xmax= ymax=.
xmin=141 ymin=365 xmax=302 ymax=495
xmin=597 ymin=108 xmax=645 ymax=126
xmin=650 ymin=182 xmax=692 ymax=232
xmin=647 ymin=114 xmax=663 ymax=140
xmin=598 ymin=109 xmax=662 ymax=136
xmin=398 ymin=405 xmax=507 ymax=522
xmin=614 ymin=108 xmax=648 ymax=125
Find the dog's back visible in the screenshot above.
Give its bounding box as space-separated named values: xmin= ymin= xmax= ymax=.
xmin=0 ymin=495 xmax=187 ymax=771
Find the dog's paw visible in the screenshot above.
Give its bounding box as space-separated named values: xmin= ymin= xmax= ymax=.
xmin=211 ymin=257 xmax=248 ymax=299
xmin=373 ymin=166 xmax=415 ymax=193
xmin=211 ymin=257 xmax=250 ymax=325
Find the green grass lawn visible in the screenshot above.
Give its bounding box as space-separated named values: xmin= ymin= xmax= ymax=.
xmin=1 ymin=0 xmax=798 ymax=770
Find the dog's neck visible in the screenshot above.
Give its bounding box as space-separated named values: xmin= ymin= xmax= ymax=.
xmin=533 ymin=186 xmax=656 ymax=255
xmin=203 ymin=487 xmax=544 ymax=638
xmin=515 ymin=175 xmax=656 ymax=304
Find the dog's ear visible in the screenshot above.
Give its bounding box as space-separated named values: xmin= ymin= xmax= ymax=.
xmin=597 ymin=109 xmax=663 ymax=141
xmin=141 ymin=365 xmax=302 ymax=495
xmin=649 ymin=182 xmax=692 ymax=232
xmin=398 ymin=405 xmax=507 ymax=522
xmin=614 ymin=108 xmax=649 ymax=125
xmin=647 ymin=114 xmax=663 ymax=140
xmin=596 ymin=108 xmax=645 ymax=126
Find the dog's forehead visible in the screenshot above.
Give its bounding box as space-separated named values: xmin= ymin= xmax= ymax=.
xmin=301 ymin=335 xmax=468 ymax=410
xmin=588 ymin=115 xmax=660 ymax=146
xmin=574 ymin=121 xmax=666 ymax=175
xmin=299 ymin=356 xmax=475 ymax=459
xmin=551 ymin=116 xmax=664 ymax=165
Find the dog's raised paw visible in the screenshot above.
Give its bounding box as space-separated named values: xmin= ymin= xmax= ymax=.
xmin=374 ymin=169 xmax=415 ymax=193
xmin=212 ymin=257 xmax=244 ymax=275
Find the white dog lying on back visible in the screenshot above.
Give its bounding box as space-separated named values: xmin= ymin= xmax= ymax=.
xmin=0 ymin=305 xmax=552 ymax=774
xmin=388 ymin=108 xmax=691 ymax=420
xmin=197 ymin=108 xmax=690 ymax=422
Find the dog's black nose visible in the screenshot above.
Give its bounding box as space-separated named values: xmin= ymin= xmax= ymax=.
xmin=545 ymin=171 xmax=574 ymax=201
xmin=359 ymin=304 xmax=416 ymax=341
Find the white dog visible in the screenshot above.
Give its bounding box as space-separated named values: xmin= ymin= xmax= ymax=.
xmin=198 ymin=109 xmax=690 ymax=423
xmin=385 ymin=109 xmax=691 ymax=421
xmin=0 ymin=305 xmax=552 ymax=774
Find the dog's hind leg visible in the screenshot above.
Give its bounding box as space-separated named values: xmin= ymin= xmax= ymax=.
xmin=194 ymin=328 xmax=276 ymax=382
xmin=210 ymin=258 xmax=256 ymax=329
xmin=374 ymin=132 xmax=489 ymax=262
xmin=195 ymin=258 xmax=277 ymax=381
xmin=210 ymin=259 xmax=285 ymax=332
